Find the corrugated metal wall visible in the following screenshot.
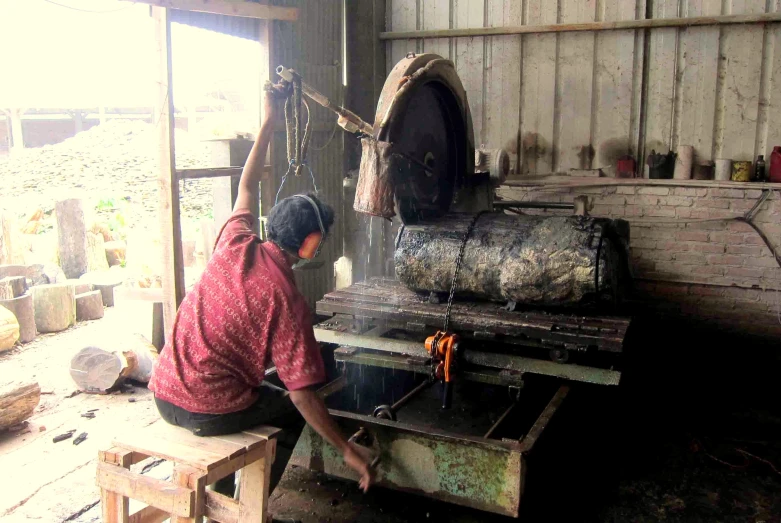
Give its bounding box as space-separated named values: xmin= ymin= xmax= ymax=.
xmin=386 ymin=0 xmax=781 ymax=177
xmin=271 ymin=0 xmax=345 ymax=307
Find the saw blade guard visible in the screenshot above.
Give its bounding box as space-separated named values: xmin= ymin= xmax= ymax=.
xmin=354 ymin=53 xmax=476 ymax=223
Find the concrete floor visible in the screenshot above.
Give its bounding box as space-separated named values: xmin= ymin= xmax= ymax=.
xmin=1 ymin=312 xmax=780 ymax=522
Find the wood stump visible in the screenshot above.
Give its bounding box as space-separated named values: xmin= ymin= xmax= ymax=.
xmin=81 ymin=272 xmax=124 ymax=307
xmin=0 ymin=265 xmax=27 ymax=279
xmin=66 ymin=279 xmax=93 ymax=295
xmin=2 ymin=276 xmax=28 ymax=297
xmin=87 ymin=232 xmax=109 ymax=272
xmin=0 ymin=381 xmax=41 ymax=431
xmin=31 ymin=283 xmax=76 ymax=333
xmin=0 ymin=304 xmax=20 ymax=351
xmin=0 ymin=293 xmax=36 ymax=343
xmin=55 ymin=198 xmax=89 ymax=278
xmin=76 ymin=290 xmax=105 ymax=321
xmin=70 ymin=335 xmax=157 ymax=392
xmin=0 ymin=280 xmax=12 ymax=300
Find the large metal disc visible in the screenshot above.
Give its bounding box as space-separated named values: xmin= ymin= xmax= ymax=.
xmin=374 ymin=54 xmax=474 ymax=224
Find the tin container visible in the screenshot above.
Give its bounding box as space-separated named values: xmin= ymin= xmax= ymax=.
xmin=693 ymin=161 xmax=714 ymax=180
xmin=715 ymin=159 xmax=732 ymax=181
xmin=731 ymin=161 xmax=752 ymax=182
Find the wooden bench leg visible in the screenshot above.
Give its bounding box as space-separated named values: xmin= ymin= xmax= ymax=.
xmin=172 ymin=465 xmax=207 ymax=523
xmin=238 ymin=439 xmax=276 ymax=523
xmin=100 ymin=447 xmax=134 ymax=523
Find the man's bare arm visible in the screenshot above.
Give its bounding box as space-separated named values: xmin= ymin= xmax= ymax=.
xmin=289 ymin=388 xmax=374 ymax=492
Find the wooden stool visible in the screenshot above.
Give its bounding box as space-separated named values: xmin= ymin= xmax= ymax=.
xmin=97 ymin=420 xmax=281 ymax=522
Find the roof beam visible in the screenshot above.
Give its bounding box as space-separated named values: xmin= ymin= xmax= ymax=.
xmin=125 ymin=0 xmax=298 ymax=21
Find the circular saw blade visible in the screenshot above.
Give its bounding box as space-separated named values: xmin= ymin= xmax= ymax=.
xmin=374 ymin=54 xmax=474 ymax=224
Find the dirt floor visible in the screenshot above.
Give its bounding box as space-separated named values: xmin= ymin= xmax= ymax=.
xmin=1 ymin=312 xmax=780 ymax=522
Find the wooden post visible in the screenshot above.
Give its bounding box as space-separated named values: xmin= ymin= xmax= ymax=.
xmin=237 ymin=439 xmax=275 ymax=522
xmin=258 ymin=19 xmax=275 ymax=220
xmin=153 ymin=6 xmax=185 ymax=340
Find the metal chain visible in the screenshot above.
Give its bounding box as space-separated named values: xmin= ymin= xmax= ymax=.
xmin=443 ymin=212 xmax=485 ymax=332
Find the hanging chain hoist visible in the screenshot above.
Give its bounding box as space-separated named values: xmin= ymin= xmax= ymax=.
xmin=425 ymin=211 xmax=485 ymax=409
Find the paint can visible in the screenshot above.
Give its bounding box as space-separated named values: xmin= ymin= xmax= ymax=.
xmin=616 ymin=155 xmax=636 ymax=178
xmin=714 ymin=159 xmax=732 ymax=181
xmin=693 ymin=161 xmax=714 ymax=180
xmin=731 ymin=161 xmax=752 ymax=182
xmin=673 ymin=145 xmax=694 ymax=180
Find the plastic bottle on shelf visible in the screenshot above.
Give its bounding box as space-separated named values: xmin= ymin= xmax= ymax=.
xmin=754 ymin=155 xmax=766 ymax=182
xmin=770 ymin=146 xmax=781 ymax=183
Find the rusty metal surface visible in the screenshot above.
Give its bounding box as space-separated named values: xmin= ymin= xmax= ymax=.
xmin=354 ymin=138 xmax=396 ymax=218
xmin=290 ymin=410 xmax=524 ymax=517
xmin=316 ymin=278 xmax=630 ymax=352
xmin=519 ymin=385 xmax=570 ymax=452
xmin=395 ymin=213 xmax=631 ymax=307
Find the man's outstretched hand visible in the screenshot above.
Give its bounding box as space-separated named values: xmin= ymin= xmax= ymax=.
xmin=262 ymin=81 xmax=290 ymax=128
xmin=343 ymin=441 xmax=376 ymax=493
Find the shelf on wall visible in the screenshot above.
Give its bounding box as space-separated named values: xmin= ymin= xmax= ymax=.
xmin=503 ymin=176 xmax=781 ymax=190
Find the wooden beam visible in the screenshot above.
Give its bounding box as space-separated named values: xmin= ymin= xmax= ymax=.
xmin=176 ymin=166 xmax=271 ymax=180
xmin=153 ymin=6 xmax=185 ymax=341
xmin=96 ymin=462 xmax=195 ymax=518
xmin=123 ymin=0 xmax=298 ymax=21
xmin=380 ymin=12 xmax=781 ymax=40
xmin=129 ymin=505 xmax=169 ymax=523
xmin=204 ymin=491 xmax=239 ymax=523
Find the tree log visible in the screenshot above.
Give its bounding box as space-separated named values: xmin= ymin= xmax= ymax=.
xmin=0 ymin=304 xmax=20 ymax=351
xmin=76 ymin=290 xmax=105 ymax=321
xmin=395 ymin=213 xmax=631 ymax=307
xmin=55 ymin=198 xmax=88 ymax=278
xmin=0 ymin=280 xmax=12 ymax=300
xmin=0 ymin=265 xmax=27 ymax=279
xmin=0 ymin=293 xmax=36 ymax=343
xmin=69 ymin=334 xmax=157 ymax=393
xmin=2 ymin=276 xmax=28 ymax=298
xmin=0 ymin=381 xmax=40 ymax=431
xmin=80 ymin=272 xmax=123 ymax=307
xmin=31 ymin=283 xmax=76 ymax=333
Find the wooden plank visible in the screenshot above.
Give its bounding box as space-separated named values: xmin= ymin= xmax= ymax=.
xmin=123 ymin=0 xmax=298 ymax=20
xmin=99 ymin=447 xmax=137 ymax=467
xmin=380 ymin=12 xmax=781 ymax=39
xmin=422 ymin=0 xmax=451 ymax=59
xmin=177 ymin=167 xmax=241 ymax=180
xmin=555 ymin=0 xmax=597 ymax=172
xmin=389 ymin=0 xmax=418 ymax=74
xmin=242 ymin=425 xmax=284 ymax=440
xmin=592 ymin=0 xmax=642 ymax=175
xmin=643 ymin=0 xmax=679 ymax=165
xmin=501 ymin=174 xmax=781 ymax=189
xmin=141 ymin=422 xmax=248 ymax=461
xmin=128 ymin=505 xmax=169 ymax=523
xmin=238 ymin=439 xmax=275 ymax=523
xmin=101 ymin=488 xmax=130 ymax=523
xmin=204 ymin=491 xmax=239 ymax=523
xmin=715 ymin=0 xmax=766 ymax=162
xmin=484 ymin=0 xmax=522 ymax=156
xmin=674 ymin=0 xmax=721 ymax=162
xmin=112 ymin=432 xmax=230 ymax=471
xmin=96 ymin=462 xmax=194 ymax=518
xmin=212 ymin=431 xmax=272 ymax=453
xmin=519 ymin=0 xmax=557 ymax=174
xmin=454 ymin=0 xmax=486 ymax=145
xmin=171 ymin=466 xmax=206 ymax=523
xmin=153 ymin=6 xmax=185 ymax=341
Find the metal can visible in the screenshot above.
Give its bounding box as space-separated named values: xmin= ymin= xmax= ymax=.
xmin=731 ymin=161 xmax=752 ymax=182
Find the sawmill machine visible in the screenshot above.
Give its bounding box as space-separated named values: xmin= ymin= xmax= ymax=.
xmin=277 ymin=54 xmax=632 ymax=518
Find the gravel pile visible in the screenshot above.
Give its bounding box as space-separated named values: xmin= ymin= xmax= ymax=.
xmin=0 ymin=120 xmax=216 ymax=225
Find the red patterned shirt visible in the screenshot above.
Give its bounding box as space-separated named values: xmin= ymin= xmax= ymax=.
xmin=149 ymin=210 xmax=326 ymax=414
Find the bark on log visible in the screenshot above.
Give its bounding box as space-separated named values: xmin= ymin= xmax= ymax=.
xmin=80 ymin=272 xmax=123 ymax=307
xmin=55 ymin=198 xmax=89 ymax=278
xmin=0 ymin=265 xmax=26 ymax=279
xmin=0 ymin=280 xmax=12 ymax=300
xmin=0 ymin=381 xmax=40 ymax=431
xmin=66 ymin=279 xmax=93 ymax=295
xmin=76 ymin=290 xmax=105 ymax=321
xmin=69 ymin=334 xmax=157 ymax=393
xmin=31 ymin=283 xmax=76 ymax=333
xmin=0 ymin=293 xmax=36 ymax=343
xmin=395 ymin=213 xmax=631 ymax=307
xmin=2 ymin=276 xmax=28 ymax=297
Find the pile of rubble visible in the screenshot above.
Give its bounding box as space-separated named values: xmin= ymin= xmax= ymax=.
xmin=0 ymin=120 xmax=216 ymax=223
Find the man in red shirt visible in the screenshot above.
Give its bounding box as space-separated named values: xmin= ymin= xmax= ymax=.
xmin=149 ymin=87 xmax=373 ymax=499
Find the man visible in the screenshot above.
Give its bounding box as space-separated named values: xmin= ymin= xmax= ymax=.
xmin=149 ymin=86 xmax=374 ymax=499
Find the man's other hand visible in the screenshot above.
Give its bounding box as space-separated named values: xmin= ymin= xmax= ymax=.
xmin=343 ymin=442 xmax=375 ymax=492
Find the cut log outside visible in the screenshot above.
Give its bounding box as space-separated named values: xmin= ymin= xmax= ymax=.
xmin=76 ymin=290 xmax=105 ymax=322
xmin=104 ymin=240 xmax=127 ymax=267
xmin=0 ymin=280 xmax=12 ymax=300
xmin=28 ymin=263 xmax=67 ymax=286
xmin=70 ymin=334 xmax=157 ymax=392
xmin=56 ymin=198 xmax=89 ymax=279
xmin=0 ymin=264 xmax=26 ymax=279
xmin=0 ymin=381 xmax=40 ymax=431
xmin=31 ymin=283 xmax=76 ymax=333
xmin=0 ymin=304 xmax=20 ymax=351
xmin=0 ymin=293 xmax=36 ymax=343
xmin=81 ymin=272 xmax=124 ymax=307
xmin=87 ymin=232 xmax=110 ymax=273
xmin=2 ymin=276 xmax=28 ymax=297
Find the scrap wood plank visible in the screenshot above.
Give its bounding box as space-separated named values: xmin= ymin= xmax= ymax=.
xmin=123 ymin=0 xmax=298 ymax=20
xmin=96 ymin=462 xmax=194 ymax=518
xmin=112 ymin=432 xmax=230 ymax=471
xmin=204 ymin=491 xmax=239 ymax=523
xmin=128 ymin=505 xmax=168 ymax=523
xmin=142 ymin=422 xmax=248 ymax=460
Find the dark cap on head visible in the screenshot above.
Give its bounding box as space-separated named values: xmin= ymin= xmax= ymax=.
xmin=266 ymin=193 xmax=335 ymax=254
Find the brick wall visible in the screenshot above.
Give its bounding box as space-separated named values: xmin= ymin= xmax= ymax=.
xmin=498 ymin=182 xmax=781 ymax=338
